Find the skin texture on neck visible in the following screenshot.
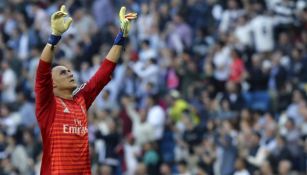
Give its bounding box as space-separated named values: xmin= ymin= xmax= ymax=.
xmin=53 ymin=88 xmax=74 ymax=100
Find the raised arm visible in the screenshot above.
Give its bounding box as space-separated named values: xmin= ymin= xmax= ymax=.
xmin=35 ymin=5 xmax=72 ymax=119
xmin=41 ymin=5 xmax=72 ymax=63
xmin=105 ymin=7 xmax=137 ymax=63
xmin=76 ymin=7 xmax=137 ymax=109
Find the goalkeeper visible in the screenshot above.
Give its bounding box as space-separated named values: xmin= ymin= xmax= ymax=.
xmin=34 ymin=5 xmax=137 ymax=174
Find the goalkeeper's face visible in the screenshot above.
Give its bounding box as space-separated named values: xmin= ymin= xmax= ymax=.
xmin=52 ymin=66 xmax=77 ymax=91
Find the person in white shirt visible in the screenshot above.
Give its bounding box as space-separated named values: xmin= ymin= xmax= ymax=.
xmin=219 ymin=0 xmax=245 ymax=33
xmin=123 ymin=134 xmax=141 ymax=175
xmin=273 ymin=0 xmax=296 ymax=25
xmin=145 ymin=95 xmax=166 ymax=140
xmin=234 ymin=15 xmax=252 ymax=50
xmin=137 ymin=3 xmax=155 ymax=41
xmin=124 ymin=100 xmax=155 ymax=145
xmin=249 ymin=10 xmax=276 ymax=53
xmin=212 ymin=42 xmax=231 ymax=83
xmin=132 ymin=58 xmax=160 ymax=94
xmin=139 ymin=40 xmax=158 ymax=62
xmin=1 ymin=61 xmax=17 ymax=103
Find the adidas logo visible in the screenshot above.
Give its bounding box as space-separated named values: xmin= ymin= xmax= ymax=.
xmin=64 ymin=108 xmax=70 ymax=113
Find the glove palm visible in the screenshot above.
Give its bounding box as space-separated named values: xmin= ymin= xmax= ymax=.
xmin=51 ymin=5 xmax=73 ymax=36
xmin=119 ymin=7 xmax=137 ymax=37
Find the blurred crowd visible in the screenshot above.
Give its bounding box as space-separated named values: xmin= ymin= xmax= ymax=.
xmin=0 ymin=0 xmax=307 ymax=175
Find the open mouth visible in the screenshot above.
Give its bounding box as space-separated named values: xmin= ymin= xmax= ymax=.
xmin=70 ymin=79 xmax=75 ymax=82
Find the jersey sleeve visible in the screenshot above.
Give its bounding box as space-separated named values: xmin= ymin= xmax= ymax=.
xmin=35 ymin=59 xmax=56 ymax=127
xmin=76 ymin=58 xmax=116 ymax=110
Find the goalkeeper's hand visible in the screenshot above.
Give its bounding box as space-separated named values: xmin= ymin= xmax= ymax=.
xmin=51 ymin=5 xmax=72 ymax=36
xmin=119 ymin=6 xmax=137 ymax=37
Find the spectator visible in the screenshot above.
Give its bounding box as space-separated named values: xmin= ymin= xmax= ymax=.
xmin=196 ymin=137 xmax=216 ymax=175
xmin=176 ymin=160 xmax=190 ymax=175
xmin=160 ymin=163 xmax=172 ymax=175
xmin=258 ymin=160 xmax=274 ymax=175
xmin=1 ymin=60 xmax=17 ymax=103
xmin=268 ymin=135 xmax=293 ymax=172
xmin=17 ymin=91 xmax=36 ymax=129
xmin=246 ymin=54 xmax=269 ymax=92
xmin=229 ymin=49 xmax=246 ymax=83
xmin=142 ymin=142 xmax=159 ymax=175
xmin=212 ymin=41 xmax=231 ymax=92
xmin=0 ymin=104 xmax=20 ymax=136
xmin=124 ymin=99 xmax=155 ymax=146
xmin=122 ymin=134 xmax=141 ymax=175
xmin=7 ymin=133 xmax=33 ymax=174
xmin=286 ymin=89 xmax=306 ymax=125
xmin=136 ymin=3 xmax=156 ymax=42
xmin=135 ymin=163 xmax=148 ymax=175
xmin=72 ymin=8 xmax=98 ymax=42
xmin=278 ymin=159 xmax=295 ymax=175
xmin=96 ymin=164 xmax=113 ymax=175
xmin=249 ymin=3 xmax=275 ymax=53
xmin=91 ymin=0 xmax=115 ymax=28
xmin=131 ymin=57 xmax=160 ymax=95
xmin=268 ymin=51 xmax=287 ymax=92
xmin=219 ymin=0 xmax=244 ymax=33
xmin=245 ymin=131 xmax=268 ymax=171
xmin=166 ymin=13 xmax=192 ymax=53
xmin=272 ymin=0 xmax=296 ymax=26
xmin=234 ymin=158 xmax=250 ymax=175
xmin=282 ymin=118 xmax=301 ymax=157
xmin=218 ymin=120 xmax=238 ymax=175
xmin=31 ymin=3 xmax=50 ymax=41
xmin=288 ymin=47 xmax=307 ymax=83
xmin=221 ymin=81 xmax=245 ymax=112
xmin=234 ymin=15 xmax=252 ymax=51
xmin=145 ymin=95 xmax=165 ymax=141
xmin=6 ymin=47 xmax=22 ymax=76
xmin=95 ymin=89 xmax=119 ymax=112
xmin=95 ymin=119 xmax=120 ymax=170
xmin=138 ymin=39 xmax=157 ymax=62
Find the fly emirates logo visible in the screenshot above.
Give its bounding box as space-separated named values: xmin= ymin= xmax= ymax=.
xmin=63 ymin=119 xmax=88 ymax=136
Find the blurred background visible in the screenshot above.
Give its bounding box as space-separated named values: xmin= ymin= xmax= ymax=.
xmin=0 ymin=0 xmax=307 ymax=175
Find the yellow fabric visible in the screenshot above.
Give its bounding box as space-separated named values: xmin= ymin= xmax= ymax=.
xmin=51 ymin=5 xmax=73 ymax=36
xmin=169 ymin=99 xmax=199 ymax=124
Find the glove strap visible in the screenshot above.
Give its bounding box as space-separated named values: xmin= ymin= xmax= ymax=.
xmin=47 ymin=34 xmax=62 ymax=46
xmin=113 ymin=31 xmax=126 ymax=46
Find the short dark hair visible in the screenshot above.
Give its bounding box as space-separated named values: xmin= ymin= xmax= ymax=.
xmin=252 ymin=131 xmax=261 ymax=139
xmin=148 ymin=94 xmax=159 ymax=104
xmin=178 ymin=160 xmax=187 ymax=166
xmin=51 ymin=63 xmax=60 ymax=68
xmin=149 ymin=58 xmax=157 ymax=64
xmin=142 ymin=39 xmax=150 ymax=46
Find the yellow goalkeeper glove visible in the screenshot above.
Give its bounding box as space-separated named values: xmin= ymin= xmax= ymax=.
xmin=48 ymin=5 xmax=72 ymax=45
xmin=51 ymin=5 xmax=73 ymax=36
xmin=114 ymin=7 xmax=137 ymax=45
xmin=119 ymin=6 xmax=137 ymax=37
